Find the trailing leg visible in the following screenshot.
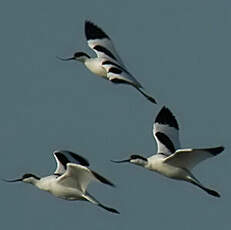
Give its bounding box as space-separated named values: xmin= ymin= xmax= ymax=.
xmin=82 ymin=192 xmax=120 ymax=214
xmin=186 ymin=174 xmax=220 ymax=198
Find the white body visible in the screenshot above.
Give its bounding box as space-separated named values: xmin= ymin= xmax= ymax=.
xmin=145 ymin=155 xmax=188 ymax=180
xmin=84 ymin=58 xmax=107 ymax=78
xmin=35 ymin=175 xmax=84 ymax=201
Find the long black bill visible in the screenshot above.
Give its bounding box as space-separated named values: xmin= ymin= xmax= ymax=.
xmin=2 ymin=178 xmax=22 ymax=183
xmin=111 ymin=159 xmax=130 ymax=163
xmin=56 ymin=56 xmax=75 ymax=61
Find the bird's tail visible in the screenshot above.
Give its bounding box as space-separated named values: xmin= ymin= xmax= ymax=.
xmin=83 ymin=192 xmax=120 ymax=214
xmin=134 ymin=87 xmax=157 ymax=104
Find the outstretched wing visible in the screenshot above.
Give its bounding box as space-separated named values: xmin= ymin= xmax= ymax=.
xmin=85 ymin=21 xmax=125 ymax=67
xmin=57 ymin=163 xmax=94 ymax=192
xmin=163 ymin=146 xmax=224 ymax=170
xmin=57 ymin=163 xmax=114 ymax=193
xmin=53 ymin=150 xmax=90 ymax=175
xmin=153 ymin=107 xmax=181 ymax=155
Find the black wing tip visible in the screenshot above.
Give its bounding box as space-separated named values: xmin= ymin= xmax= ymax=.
xmin=85 ymin=20 xmax=95 ymax=27
xmin=54 ymin=150 xmax=90 ymax=167
xmin=207 ymin=146 xmax=225 ymax=156
xmin=68 ymin=151 xmax=90 ymax=166
xmin=155 ymin=106 xmax=179 ymax=130
xmin=85 ymin=20 xmax=109 ymax=40
xmin=91 ymin=171 xmax=115 ymax=187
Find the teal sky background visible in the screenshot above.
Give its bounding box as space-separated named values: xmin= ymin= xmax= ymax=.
xmin=0 ymin=0 xmax=230 ymax=229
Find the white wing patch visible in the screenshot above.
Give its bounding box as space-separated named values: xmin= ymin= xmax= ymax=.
xmin=57 ymin=163 xmax=95 ymax=193
xmin=163 ymin=146 xmax=224 ymax=170
xmin=57 ymin=163 xmax=114 ymax=193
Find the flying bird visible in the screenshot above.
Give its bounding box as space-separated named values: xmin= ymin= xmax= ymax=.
xmin=4 ymin=150 xmax=119 ymax=214
xmin=58 ymin=21 xmax=156 ymax=104
xmin=112 ymin=106 xmax=224 ymax=197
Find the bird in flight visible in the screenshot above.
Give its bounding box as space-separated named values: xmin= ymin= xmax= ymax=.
xmin=112 ymin=106 xmax=224 ymax=197
xmin=4 ymin=150 xmax=119 ymax=214
xmin=58 ymin=20 xmax=157 ymax=104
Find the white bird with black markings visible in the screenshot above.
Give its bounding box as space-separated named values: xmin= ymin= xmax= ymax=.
xmin=112 ymin=106 xmax=224 ymax=197
xmin=4 ymin=150 xmax=119 ymax=214
xmin=58 ymin=20 xmax=157 ymax=104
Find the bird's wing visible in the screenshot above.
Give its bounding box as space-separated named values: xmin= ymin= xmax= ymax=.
xmin=53 ymin=151 xmax=90 ymax=175
xmin=152 ymin=106 xmax=181 ymax=156
xmin=101 ymin=60 xmax=157 ymax=103
xmin=57 ymin=163 xmax=114 ymax=193
xmin=85 ymin=21 xmax=159 ymax=103
xmin=57 ymin=163 xmax=93 ymax=192
xmin=101 ymin=60 xmax=142 ymax=88
xmin=163 ymin=146 xmax=224 ymax=170
xmin=85 ymin=21 xmax=125 ymax=67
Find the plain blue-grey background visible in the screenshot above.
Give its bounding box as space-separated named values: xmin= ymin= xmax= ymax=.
xmin=0 ymin=0 xmax=230 ymax=229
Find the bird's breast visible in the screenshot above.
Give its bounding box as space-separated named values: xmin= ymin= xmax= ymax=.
xmin=49 ymin=183 xmax=83 ymax=200
xmin=85 ymin=59 xmax=107 ymax=78
xmin=147 ymin=158 xmax=187 ymax=180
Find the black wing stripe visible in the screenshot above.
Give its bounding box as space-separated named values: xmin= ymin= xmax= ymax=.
xmin=155 ymin=107 xmax=179 ymax=130
xmin=91 ymin=170 xmax=115 ymax=187
xmin=85 ymin=21 xmax=110 ymax=40
xmin=55 ymin=151 xmax=90 ymax=167
xmin=54 ymin=152 xmax=69 ymax=170
xmin=110 ymin=78 xmax=130 ymax=84
xmin=62 ymin=151 xmax=90 ymax=166
xmin=102 ymin=60 xmax=129 ymax=74
xmin=93 ymin=45 xmax=117 ymax=61
xmin=108 ymin=67 xmax=122 ymax=74
xmin=156 ymin=132 xmax=175 ymax=153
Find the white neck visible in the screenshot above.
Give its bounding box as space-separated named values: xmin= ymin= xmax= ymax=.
xmin=84 ymin=58 xmax=108 ymax=77
xmin=24 ymin=177 xmax=40 ymax=186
